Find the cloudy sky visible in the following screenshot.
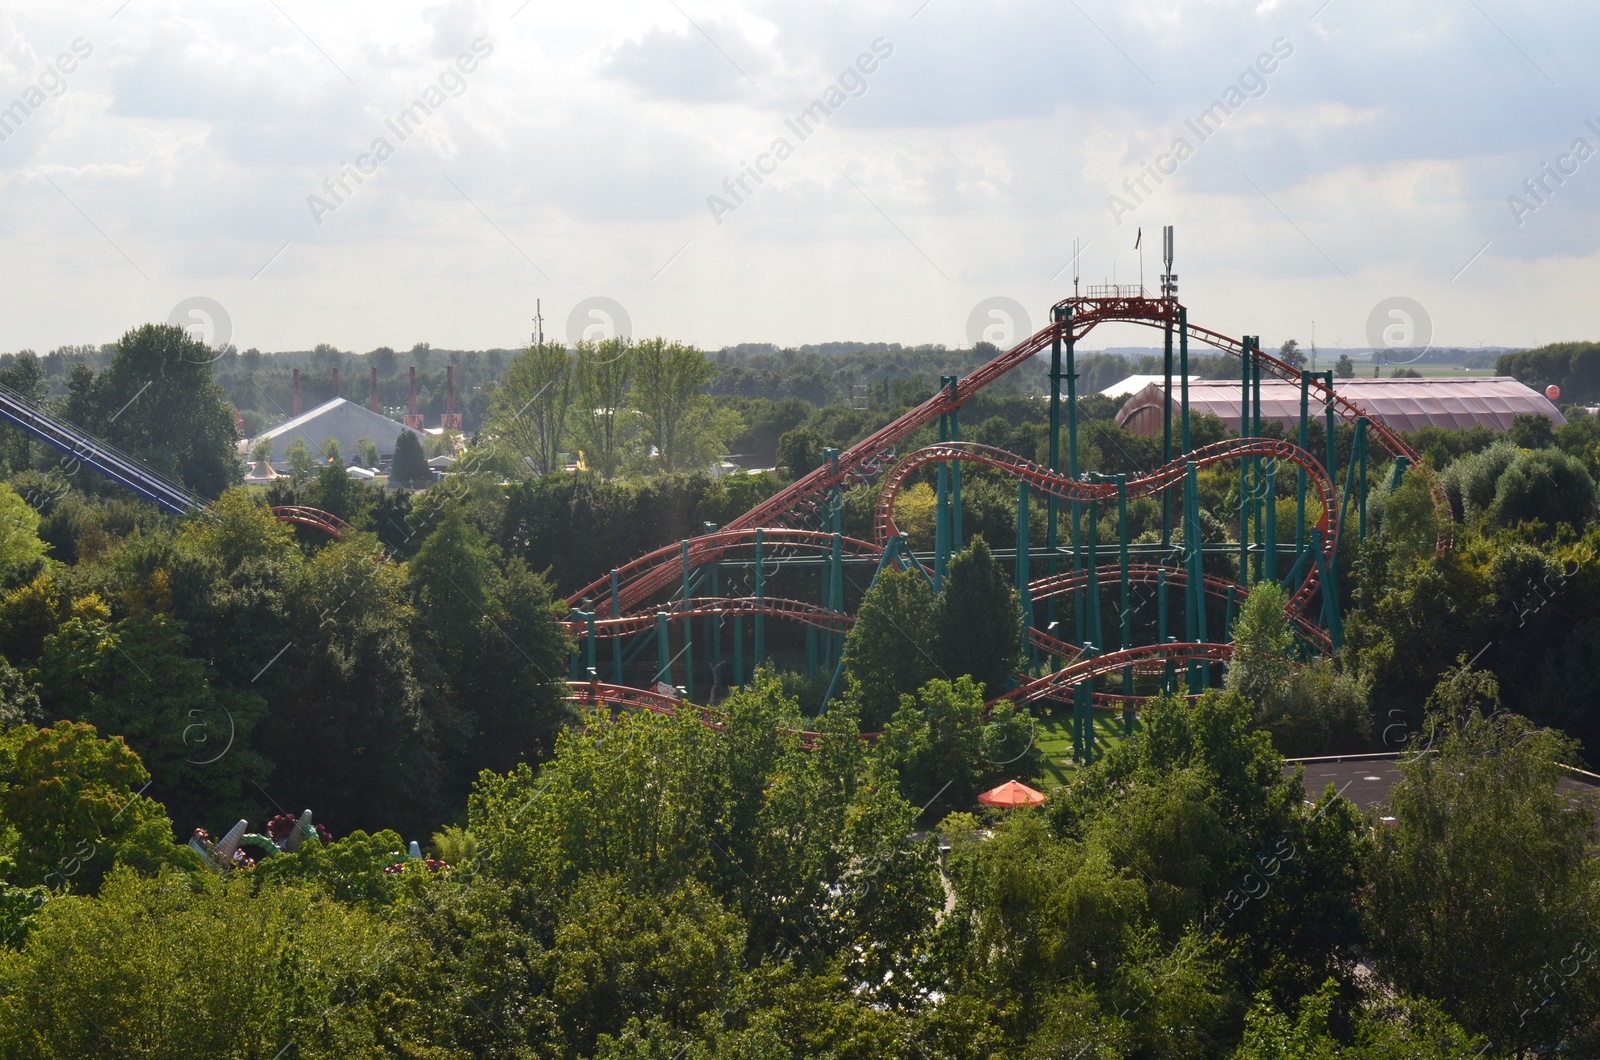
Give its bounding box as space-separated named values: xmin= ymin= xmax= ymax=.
xmin=1 ymin=0 xmax=1596 ymax=355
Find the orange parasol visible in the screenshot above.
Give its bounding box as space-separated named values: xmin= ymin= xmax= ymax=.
xmin=977 ymin=780 xmax=1046 ymax=808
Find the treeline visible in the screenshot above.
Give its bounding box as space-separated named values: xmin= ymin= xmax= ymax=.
xmin=1 ymin=668 xmax=1595 ymax=1055
xmin=1497 ymin=340 xmax=1600 ymax=405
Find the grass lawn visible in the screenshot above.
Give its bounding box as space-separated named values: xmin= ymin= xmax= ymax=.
xmin=1030 ymin=709 xmax=1134 ymax=789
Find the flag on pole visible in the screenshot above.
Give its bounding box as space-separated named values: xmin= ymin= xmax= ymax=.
xmin=1134 ymin=227 xmax=1141 ymax=250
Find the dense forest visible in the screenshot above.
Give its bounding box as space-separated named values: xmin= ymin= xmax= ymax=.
xmin=0 ymin=324 xmax=1597 ymax=1056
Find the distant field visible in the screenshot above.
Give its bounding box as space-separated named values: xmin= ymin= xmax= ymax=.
xmin=1369 ymin=365 xmax=1497 ymax=377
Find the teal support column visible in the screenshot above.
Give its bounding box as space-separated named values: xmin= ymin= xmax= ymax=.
xmin=1117 ymin=476 xmax=1131 ymax=653
xmin=1224 ymin=585 xmax=1237 ymax=638
xmin=830 ymin=530 xmax=843 ymax=670
xmin=706 ymin=524 xmax=722 ymax=691
xmin=569 ymin=608 xmax=580 ymax=680
xmin=1158 ymin=567 xmax=1168 ymax=651
xmin=1179 ymin=307 xmax=1191 ymax=453
xmin=1117 ymin=475 xmax=1133 ymax=727
xmin=584 ymin=602 xmax=597 ymax=677
xmin=1264 ymin=459 xmax=1277 ymax=583
xmin=1086 ymin=496 xmax=1101 ymax=649
xmin=656 ymin=610 xmax=670 ymax=687
xmin=753 ymin=530 xmax=766 ymax=668
xmin=1016 ymin=480 xmax=1034 ymax=665
xmin=1185 ymin=460 xmax=1208 ymax=692
xmin=1314 ymin=531 xmax=1344 ymax=650
xmin=1047 ymin=309 xmax=1064 ymax=642
xmin=1297 ymin=371 xmax=1310 ymax=557
xmin=1067 ymin=327 xmax=1083 ymax=646
xmin=610 ymin=569 xmax=623 ymax=682
xmin=680 ymin=540 xmax=694 ymax=701
xmin=1357 ymin=426 xmax=1369 ymax=541
xmin=1338 ymin=418 xmax=1368 ymax=564
xmin=1388 ymin=455 xmax=1410 ymax=496
xmin=1188 ymin=463 xmax=1208 ymax=649
xmin=1164 ymin=635 xmax=1177 ymax=696
xmin=1239 ymin=336 xmax=1252 ymax=586
xmin=1162 ymin=313 xmax=1174 ymax=547
xmin=1323 ymin=371 xmax=1336 ymax=507
xmin=817 ymin=566 xmax=828 ymax=670
xmin=1075 ymin=642 xmax=1098 ymax=764
xmin=935 ymin=462 xmax=950 ymax=590
xmin=948 ymin=379 xmax=963 ymax=550
xmin=734 ymin=615 xmax=745 ymax=689
xmin=1252 ymin=350 xmax=1265 ymax=583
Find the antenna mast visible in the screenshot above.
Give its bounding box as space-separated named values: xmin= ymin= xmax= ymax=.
xmin=1160 ymin=224 xmax=1177 ymax=301
xmin=1073 ymin=238 xmax=1081 ymax=297
xmin=1137 ymin=227 xmax=1144 ymax=294
xmin=532 ymin=299 xmax=544 ymax=347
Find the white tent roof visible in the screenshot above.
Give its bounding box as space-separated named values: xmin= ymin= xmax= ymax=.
xmin=251 ymin=398 xmax=426 ymax=462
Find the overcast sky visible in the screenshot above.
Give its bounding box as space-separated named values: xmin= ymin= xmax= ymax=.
xmin=1 ymin=0 xmax=1596 ymax=356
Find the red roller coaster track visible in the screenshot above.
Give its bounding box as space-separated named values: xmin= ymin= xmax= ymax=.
xmin=269 ymin=505 xmax=353 ymax=539
xmin=565 ymin=295 xmax=1446 ymax=732
xmin=571 ymin=299 xmax=1441 ymax=619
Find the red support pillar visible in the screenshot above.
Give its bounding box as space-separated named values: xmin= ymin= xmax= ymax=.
xmin=405 ymin=366 xmax=422 ymax=429
xmin=442 ymin=364 xmax=462 ymax=431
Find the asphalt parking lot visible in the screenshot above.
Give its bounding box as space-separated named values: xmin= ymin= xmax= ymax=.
xmin=1284 ymin=754 xmax=1600 ymax=820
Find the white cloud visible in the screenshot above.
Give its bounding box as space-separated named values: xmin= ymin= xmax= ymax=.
xmin=0 ymin=0 xmax=1596 ymax=352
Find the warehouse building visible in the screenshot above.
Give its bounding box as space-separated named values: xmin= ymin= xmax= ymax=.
xmin=1113 ymin=376 xmax=1566 ymax=437
xmin=248 ymin=398 xmax=426 ymax=464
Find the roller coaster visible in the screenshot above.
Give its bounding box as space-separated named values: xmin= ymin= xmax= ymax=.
xmin=0 ymin=256 xmax=1437 ymax=766
xmin=563 ymin=241 xmax=1441 ymax=762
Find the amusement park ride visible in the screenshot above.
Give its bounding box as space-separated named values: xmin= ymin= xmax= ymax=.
xmin=559 ymin=228 xmax=1448 ymax=762
xmin=0 ymin=228 xmax=1446 ymax=770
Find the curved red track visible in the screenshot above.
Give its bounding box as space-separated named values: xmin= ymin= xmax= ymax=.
xmin=270 ymin=505 xmax=352 ymax=539
xmin=571 ymin=299 xmax=1439 ymax=618
xmin=564 ymin=296 xmax=1444 ymax=731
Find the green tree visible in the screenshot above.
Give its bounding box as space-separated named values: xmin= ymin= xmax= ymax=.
xmin=0 ymin=350 xmax=49 ymax=472
xmin=262 ymin=533 xmax=446 ymax=836
xmin=0 ymin=721 xmax=192 ymax=892
xmin=249 ymin=435 xmax=273 ymax=466
xmin=1278 ymin=339 xmax=1304 ymax=369
xmin=876 ymin=676 xmax=1042 ymax=818
xmin=1232 ymin=981 xmax=1486 ymax=1059
xmin=35 ymin=612 xmax=270 ymax=830
xmin=0 ymin=868 xmax=394 ymax=1057
xmin=1365 ymin=668 xmax=1600 ymax=1054
xmin=0 ymin=657 xmax=40 ymax=730
xmin=776 ymin=426 xmax=828 ymax=479
xmin=389 ymin=428 xmax=430 ymax=489
xmin=937 ymin=537 xmax=1023 ymax=699
xmin=571 ymin=337 xmax=636 ymax=477
xmin=1334 ymin=354 xmax=1354 ymax=379
xmin=492 ymin=340 xmax=574 ymax=475
xmin=67 ymin=323 xmax=242 ymax=496
xmin=842 ymin=566 xmax=940 ymax=729
xmin=285 ymin=437 xmax=317 ymax=482
xmin=631 ymin=338 xmax=741 ymax=472
xmin=1226 ymin=580 xmax=1296 ymax=707
xmin=319 ymin=435 xmax=343 ymax=466
xmin=1487 ymin=447 xmax=1596 ymax=531
xmin=353 ymin=436 xmax=380 ymax=468
xmin=0 ymin=484 xmax=49 ymax=590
